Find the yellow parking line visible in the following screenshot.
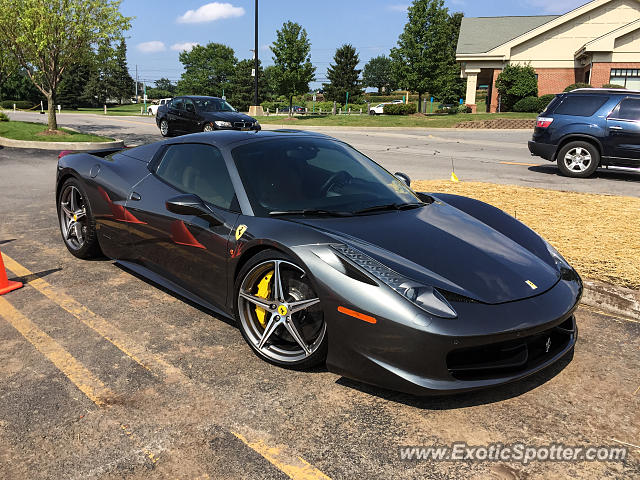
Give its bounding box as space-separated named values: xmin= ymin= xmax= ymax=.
xmin=499 ymin=161 xmax=540 ymax=167
xmin=0 ymin=296 xmax=113 ymax=406
xmin=232 ymin=432 xmax=331 ymax=480
xmin=2 ymin=252 xmax=184 ymax=380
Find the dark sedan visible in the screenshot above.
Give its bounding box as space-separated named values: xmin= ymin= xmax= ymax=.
xmin=55 ymin=130 xmax=581 ymax=396
xmin=156 ymin=96 xmax=260 ymax=137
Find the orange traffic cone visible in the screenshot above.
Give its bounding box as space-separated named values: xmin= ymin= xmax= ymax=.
xmin=0 ymin=248 xmax=22 ymax=295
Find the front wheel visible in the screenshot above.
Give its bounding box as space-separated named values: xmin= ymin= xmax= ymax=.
xmin=159 ymin=118 xmax=171 ymax=137
xmin=557 ymin=141 xmax=600 ymax=178
xmin=203 ymin=122 xmax=214 ymax=132
xmin=369 ymin=110 xmax=376 ymax=116
xmin=235 ymin=250 xmax=327 ymax=369
xmin=57 ymin=178 xmax=102 ymax=259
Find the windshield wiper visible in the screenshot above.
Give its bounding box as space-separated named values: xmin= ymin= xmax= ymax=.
xmin=269 ymin=209 xmax=353 ymax=217
xmin=353 ymin=202 xmax=426 ymax=215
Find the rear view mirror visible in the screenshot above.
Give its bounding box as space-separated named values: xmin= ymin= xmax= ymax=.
xmin=394 ymin=172 xmax=411 ymax=187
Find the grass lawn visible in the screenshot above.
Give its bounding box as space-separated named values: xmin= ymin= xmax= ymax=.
xmin=414 ymin=180 xmax=640 ymax=289
xmin=255 ymin=111 xmax=537 ymax=128
xmin=0 ymin=121 xmax=114 ymax=142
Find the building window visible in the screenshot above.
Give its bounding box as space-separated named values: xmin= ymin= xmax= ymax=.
xmin=609 ymin=69 xmax=640 ymax=90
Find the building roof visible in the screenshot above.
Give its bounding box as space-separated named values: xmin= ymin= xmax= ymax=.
xmin=456 ymin=15 xmax=559 ymax=54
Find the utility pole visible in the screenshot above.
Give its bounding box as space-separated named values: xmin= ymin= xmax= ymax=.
xmin=249 ymin=0 xmax=263 ymax=116
xmin=135 ymin=65 xmax=138 ymax=102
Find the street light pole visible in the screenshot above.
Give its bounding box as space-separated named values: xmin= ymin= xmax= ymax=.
xmin=254 ymin=0 xmax=259 ymax=107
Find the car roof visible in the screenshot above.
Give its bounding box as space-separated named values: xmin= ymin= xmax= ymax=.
xmin=177 ymin=95 xmax=224 ymax=100
xmin=164 ymin=129 xmax=334 ymax=148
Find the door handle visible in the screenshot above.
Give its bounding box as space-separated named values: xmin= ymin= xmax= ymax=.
xmin=130 ymin=192 xmax=142 ymax=201
xmin=610 ymin=126 xmax=623 ymax=131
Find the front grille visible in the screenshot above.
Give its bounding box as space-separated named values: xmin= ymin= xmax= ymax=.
xmin=234 ymin=121 xmax=253 ymax=129
xmin=447 ymin=316 xmax=575 ymax=381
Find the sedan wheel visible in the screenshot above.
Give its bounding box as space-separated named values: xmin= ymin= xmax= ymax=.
xmin=203 ymin=123 xmax=214 ymax=132
xmin=160 ymin=119 xmax=170 ymax=137
xmin=236 ymin=254 xmax=327 ymax=368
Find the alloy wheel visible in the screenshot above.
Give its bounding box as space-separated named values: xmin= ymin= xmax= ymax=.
xmin=238 ymin=259 xmax=325 ymax=364
xmin=160 ymin=120 xmax=169 ymax=136
xmin=563 ymin=147 xmax=592 ymax=173
xmin=59 ymin=185 xmax=88 ymax=250
xmin=203 ymin=123 xmax=214 ymax=132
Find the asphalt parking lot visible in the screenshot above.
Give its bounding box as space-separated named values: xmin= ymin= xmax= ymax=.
xmin=0 ymin=143 xmax=639 ymax=479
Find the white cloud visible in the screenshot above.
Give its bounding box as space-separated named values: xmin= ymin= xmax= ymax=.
xmin=171 ymin=42 xmax=200 ymax=52
xmin=177 ymin=2 xmax=245 ymax=24
xmin=387 ymin=3 xmax=409 ymax=12
xmin=523 ymin=0 xmax=585 ymax=14
xmin=137 ymin=41 xmax=166 ymax=53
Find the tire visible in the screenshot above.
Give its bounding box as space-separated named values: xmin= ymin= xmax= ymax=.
xmin=57 ymin=178 xmax=102 ymax=259
xmin=234 ymin=249 xmax=327 ymax=369
xmin=159 ymin=118 xmax=171 ymax=137
xmin=369 ymin=110 xmax=376 ymax=116
xmin=557 ymin=141 xmax=600 ymax=178
xmin=148 ymin=108 xmax=154 ymax=115
xmin=203 ymin=122 xmax=215 ymax=132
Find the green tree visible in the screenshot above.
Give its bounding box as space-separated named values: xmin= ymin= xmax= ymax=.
xmin=58 ymin=46 xmax=94 ymax=109
xmin=229 ymin=59 xmax=264 ymax=112
xmin=0 ymin=68 xmax=43 ymax=104
xmin=0 ymin=0 xmax=131 ymax=131
xmin=428 ymin=11 xmax=465 ymax=104
xmin=495 ymin=64 xmax=538 ymax=111
xmin=0 ymin=50 xmax=17 ymax=100
xmin=362 ymin=55 xmax=395 ymax=94
xmin=154 ymin=78 xmax=176 ymax=94
xmin=84 ymin=43 xmax=120 ymax=106
xmin=261 ymin=65 xmax=280 ymax=101
xmin=270 ymin=21 xmax=315 ymax=115
xmin=390 ymin=0 xmax=461 ymax=107
xmin=323 ymin=44 xmax=362 ymax=104
xmin=177 ymin=43 xmax=237 ymax=97
xmin=112 ymin=39 xmax=135 ymax=103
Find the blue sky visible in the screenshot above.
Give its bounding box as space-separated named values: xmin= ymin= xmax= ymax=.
xmin=122 ymin=0 xmax=588 ymax=89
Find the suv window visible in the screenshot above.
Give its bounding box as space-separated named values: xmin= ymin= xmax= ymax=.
xmin=155 ymin=144 xmax=236 ymax=210
xmin=170 ymin=98 xmax=184 ymax=110
xmin=553 ymin=95 xmax=608 ymax=117
xmin=612 ymin=98 xmax=640 ymax=122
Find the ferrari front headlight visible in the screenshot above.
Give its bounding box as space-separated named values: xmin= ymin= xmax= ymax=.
xmin=332 ymin=245 xmax=457 ymax=319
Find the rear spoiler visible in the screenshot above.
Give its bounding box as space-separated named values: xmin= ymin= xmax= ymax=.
xmin=58 ymin=146 xmax=130 ymax=160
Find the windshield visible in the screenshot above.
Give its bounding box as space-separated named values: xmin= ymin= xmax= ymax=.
xmin=232 ymin=137 xmax=420 ymax=216
xmin=193 ymin=98 xmax=236 ymax=112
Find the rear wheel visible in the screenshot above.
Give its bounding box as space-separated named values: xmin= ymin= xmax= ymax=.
xmin=557 ymin=141 xmax=600 ymax=178
xmin=235 ymin=250 xmax=327 ymax=369
xmin=159 ymin=118 xmax=171 ymax=137
xmin=57 ymin=178 xmax=102 ymax=259
xmin=369 ymin=110 xmax=376 ymax=116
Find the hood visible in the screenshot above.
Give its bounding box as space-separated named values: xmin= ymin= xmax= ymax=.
xmin=290 ymin=202 xmax=561 ymax=304
xmin=200 ymin=111 xmax=256 ymax=122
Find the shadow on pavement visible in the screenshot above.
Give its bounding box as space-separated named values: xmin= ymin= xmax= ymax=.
xmin=528 ymin=164 xmax=640 ymax=182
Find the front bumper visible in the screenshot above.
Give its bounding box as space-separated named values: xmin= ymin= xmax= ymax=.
xmin=528 ymin=140 xmax=557 ymax=161
xmin=294 ymin=246 xmax=582 ymax=396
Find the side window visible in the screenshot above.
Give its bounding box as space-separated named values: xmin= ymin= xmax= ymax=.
xmin=554 ymin=95 xmax=609 ymax=117
xmin=155 ymin=144 xmax=237 ymax=210
xmin=184 ymin=98 xmax=196 ymax=113
xmin=614 ymin=98 xmax=640 ymax=122
xmin=171 ymin=98 xmax=184 ymax=111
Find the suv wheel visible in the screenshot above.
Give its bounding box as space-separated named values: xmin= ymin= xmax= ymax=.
xmin=557 ymin=141 xmax=600 ymax=178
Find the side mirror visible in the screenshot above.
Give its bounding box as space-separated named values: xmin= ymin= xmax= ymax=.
xmin=394 ymin=172 xmax=411 ymax=187
xmin=166 ymin=194 xmax=221 ymax=225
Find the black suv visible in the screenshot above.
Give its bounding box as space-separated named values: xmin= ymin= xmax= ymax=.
xmin=528 ymin=88 xmax=640 ymax=178
xmin=156 ymin=96 xmax=261 ymax=137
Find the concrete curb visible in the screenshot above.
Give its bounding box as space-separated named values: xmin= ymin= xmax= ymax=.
xmin=581 ymin=279 xmax=640 ymax=321
xmin=0 ymin=135 xmax=124 ymax=151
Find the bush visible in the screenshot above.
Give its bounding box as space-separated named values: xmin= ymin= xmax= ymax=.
xmin=495 ymin=64 xmax=538 ymax=111
xmin=458 ymin=105 xmax=473 ymax=114
xmin=602 ymin=83 xmax=625 ymax=89
xmin=513 ymin=96 xmax=541 ymax=112
xmin=383 ymin=103 xmax=417 ymax=115
xmin=563 ymin=83 xmax=592 ymax=92
xmin=0 ymin=100 xmax=35 ymax=110
xmin=537 ymin=94 xmax=557 ymax=111
xmin=0 ymin=112 xmax=9 ymax=122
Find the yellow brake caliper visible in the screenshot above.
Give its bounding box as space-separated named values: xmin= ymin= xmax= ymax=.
xmin=255 ymin=271 xmax=273 ymax=328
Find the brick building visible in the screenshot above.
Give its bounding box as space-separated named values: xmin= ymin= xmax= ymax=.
xmin=456 ymin=0 xmax=640 ymax=112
